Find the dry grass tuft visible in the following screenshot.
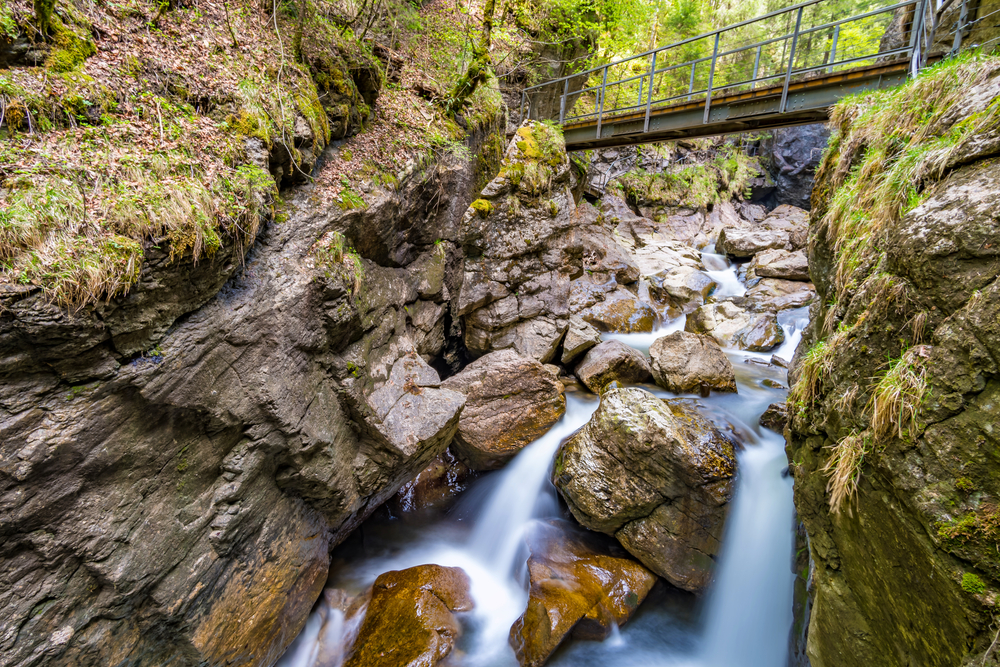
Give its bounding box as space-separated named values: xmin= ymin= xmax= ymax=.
xmin=823 ymin=430 xmax=868 ymax=515
xmin=868 ymin=346 xmax=928 ymax=442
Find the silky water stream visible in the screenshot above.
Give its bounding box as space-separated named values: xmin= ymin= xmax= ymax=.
xmin=276 ymin=257 xmax=809 ymax=667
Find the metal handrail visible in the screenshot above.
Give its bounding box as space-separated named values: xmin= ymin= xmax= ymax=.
xmin=521 ymin=0 xmax=945 ymax=139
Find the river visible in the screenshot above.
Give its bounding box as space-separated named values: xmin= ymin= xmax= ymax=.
xmin=275 ymin=261 xmax=809 ymax=667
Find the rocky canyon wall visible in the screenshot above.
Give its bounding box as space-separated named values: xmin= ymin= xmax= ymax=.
xmin=787 ymin=53 xmax=1000 ymax=667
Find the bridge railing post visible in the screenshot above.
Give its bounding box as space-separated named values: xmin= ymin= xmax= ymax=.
xmin=952 ymin=0 xmax=969 ymax=53
xmin=909 ymin=0 xmax=931 ymax=76
xmin=644 ymin=50 xmax=657 ymax=133
xmin=560 ymin=78 xmax=568 ymax=123
xmin=779 ymin=6 xmax=804 ymax=115
xmin=687 ymin=61 xmax=696 ymax=100
xmin=751 ymin=44 xmax=761 ymax=90
xmin=520 ymin=91 xmax=526 ymax=124
xmin=596 ymin=65 xmax=608 ymax=140
xmin=827 ymin=25 xmax=840 ymax=73
xmin=702 ymin=31 xmax=720 ymax=124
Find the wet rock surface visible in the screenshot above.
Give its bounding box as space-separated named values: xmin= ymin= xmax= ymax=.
xmin=509 ymin=520 xmax=657 ymax=667
xmin=574 ymin=340 xmax=653 ymax=393
xmin=0 ymin=123 xmax=485 ymax=664
xmin=391 ymin=449 xmax=475 ymax=514
xmin=344 ymin=565 xmax=473 ymax=667
xmin=553 ymin=387 xmax=737 ymax=591
xmin=649 ymin=331 xmax=738 ymax=394
xmin=442 ymin=349 xmax=566 ymax=470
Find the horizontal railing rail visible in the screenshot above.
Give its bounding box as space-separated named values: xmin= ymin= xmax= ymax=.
xmin=519 ymin=0 xmax=964 ymax=144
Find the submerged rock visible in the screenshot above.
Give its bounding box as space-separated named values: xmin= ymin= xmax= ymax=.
xmin=441 ymin=349 xmax=566 ymax=470
xmin=344 ymin=565 xmax=473 ymax=667
xmin=391 ymin=448 xmax=474 ymax=513
xmin=649 ymin=331 xmax=738 ymax=394
xmin=574 ymin=340 xmax=653 ymax=393
xmin=553 ymin=387 xmax=737 ymax=591
xmin=760 ymin=402 xmax=789 ymax=431
xmin=509 ymin=520 xmax=657 ymax=667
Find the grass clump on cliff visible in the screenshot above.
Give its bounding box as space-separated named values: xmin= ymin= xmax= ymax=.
xmin=817 ymin=52 xmax=1000 ymax=302
xmin=867 ymin=346 xmax=927 ymax=443
xmin=823 ymin=431 xmax=869 ymax=515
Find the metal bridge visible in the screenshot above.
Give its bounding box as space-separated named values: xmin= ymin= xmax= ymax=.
xmin=521 ymin=0 xmax=992 ymax=150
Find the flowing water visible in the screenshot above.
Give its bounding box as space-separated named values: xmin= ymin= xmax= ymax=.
xmin=276 ymin=255 xmax=802 ymax=667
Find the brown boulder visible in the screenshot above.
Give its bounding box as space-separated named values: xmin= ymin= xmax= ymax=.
xmin=742 ymin=278 xmax=816 ymax=312
xmin=578 ymin=288 xmax=657 ymax=333
xmin=649 ymin=331 xmax=737 ymax=394
xmin=552 ymin=388 xmax=737 ymax=592
xmin=509 ymin=520 xmax=657 ymax=667
xmin=749 ymin=248 xmax=810 ymax=281
xmin=344 ymin=565 xmax=474 ymax=667
xmin=442 ymin=349 xmax=566 ymax=470
xmin=574 ymin=340 xmax=652 ymax=393
xmin=760 ymin=402 xmax=789 ymax=431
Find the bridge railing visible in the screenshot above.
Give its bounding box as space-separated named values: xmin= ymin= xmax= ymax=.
xmin=521 ymin=0 xmax=954 ymax=137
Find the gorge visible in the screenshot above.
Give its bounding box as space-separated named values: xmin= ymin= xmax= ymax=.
xmin=2 ymin=0 xmax=1000 ymax=665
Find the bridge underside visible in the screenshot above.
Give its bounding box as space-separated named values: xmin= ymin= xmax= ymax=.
xmin=561 ymin=60 xmax=911 ymax=151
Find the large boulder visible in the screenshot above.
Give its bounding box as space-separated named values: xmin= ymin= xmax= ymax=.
xmin=441 ymin=349 xmax=566 ymax=470
xmin=344 ymin=565 xmax=473 ymax=667
xmin=685 ymin=301 xmax=785 ymax=351
xmin=459 ymin=121 xmax=580 ymax=362
xmin=742 ymin=278 xmax=817 ymax=312
xmin=648 ymin=266 xmax=718 ymax=313
xmin=649 ymin=331 xmax=738 ymax=393
xmin=574 ymin=340 xmax=653 ymax=393
xmin=748 ymin=248 xmax=810 ymax=281
xmin=553 ymin=387 xmax=738 ymax=591
xmin=716 ymin=204 xmax=809 ymax=258
xmin=509 ymin=520 xmax=658 ymax=667
xmin=577 ymin=288 xmax=657 ymax=333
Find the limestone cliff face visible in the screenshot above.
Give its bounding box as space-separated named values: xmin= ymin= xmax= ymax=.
xmin=0 ymin=126 xmax=497 ymax=666
xmin=787 ymin=56 xmax=1000 ymax=667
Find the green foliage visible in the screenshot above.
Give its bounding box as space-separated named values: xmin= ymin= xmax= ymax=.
xmin=962 ymin=573 xmax=986 ymax=595
xmin=313 ymin=231 xmax=364 ymax=293
xmin=616 ymin=147 xmax=761 ymax=209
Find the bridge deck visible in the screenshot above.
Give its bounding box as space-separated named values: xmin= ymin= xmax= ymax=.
xmin=561 ymin=59 xmax=912 ymax=150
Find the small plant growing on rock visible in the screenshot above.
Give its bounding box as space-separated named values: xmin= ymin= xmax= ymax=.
xmin=470 ymin=198 xmax=493 ymax=218
xmin=823 ymin=430 xmax=868 ymax=514
xmin=962 ymin=572 xmax=986 ymax=594
xmin=867 ymin=346 xmax=927 ymax=442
